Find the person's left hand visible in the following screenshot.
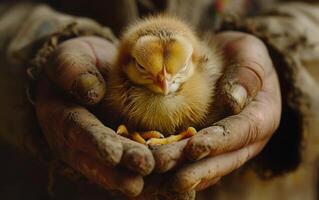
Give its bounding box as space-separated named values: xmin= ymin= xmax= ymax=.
xmin=36 ymin=36 xmax=155 ymax=197
xmin=150 ymin=31 xmax=281 ymax=195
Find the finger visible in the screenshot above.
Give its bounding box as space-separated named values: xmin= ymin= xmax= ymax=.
xmin=36 ymin=78 xmax=123 ymax=166
xmin=186 ymin=66 xmax=281 ymax=161
xmin=120 ymin=136 xmax=155 ymax=176
xmin=152 ymin=139 xmax=188 ymax=173
xmin=172 ymin=140 xmax=267 ymax=192
xmin=215 ymin=31 xmax=272 ymax=113
xmin=37 ymin=78 xmax=154 ymax=176
xmin=67 ymin=150 xmax=143 ymax=197
xmin=78 ymin=36 xmax=118 ymax=78
xmin=45 ymin=36 xmax=117 ymax=105
xmin=36 ymin=79 xmax=143 ymax=196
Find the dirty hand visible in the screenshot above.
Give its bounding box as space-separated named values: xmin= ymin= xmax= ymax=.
xmin=36 ymin=36 xmax=155 ymax=197
xmin=152 ymin=31 xmax=282 ymax=193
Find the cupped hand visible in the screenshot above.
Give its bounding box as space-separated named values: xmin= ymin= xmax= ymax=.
xmin=152 ymin=31 xmax=281 ymax=193
xmin=35 ymin=36 xmax=155 ymax=197
xmin=35 ymin=31 xmax=282 ymax=198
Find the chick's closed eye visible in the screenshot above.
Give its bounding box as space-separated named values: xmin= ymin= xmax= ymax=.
xmin=125 ymin=34 xmax=195 ymax=95
xmin=134 ymin=59 xmax=147 ymax=73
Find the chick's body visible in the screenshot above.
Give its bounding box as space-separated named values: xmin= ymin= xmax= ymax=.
xmin=103 ymin=15 xmax=223 ymax=136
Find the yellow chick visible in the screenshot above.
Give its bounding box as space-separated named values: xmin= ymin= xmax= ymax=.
xmin=102 ymin=15 xmax=223 ymax=146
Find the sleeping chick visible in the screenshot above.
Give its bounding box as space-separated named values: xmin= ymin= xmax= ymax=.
xmin=101 ymin=15 xmax=223 ymax=146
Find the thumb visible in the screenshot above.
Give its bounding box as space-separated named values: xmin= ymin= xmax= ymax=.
xmin=45 ymin=36 xmax=117 ymax=105
xmin=220 ymin=61 xmax=263 ymax=114
xmin=215 ymin=32 xmax=269 ymax=113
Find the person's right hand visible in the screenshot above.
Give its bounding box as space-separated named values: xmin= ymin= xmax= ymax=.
xmin=148 ymin=31 xmax=281 ymax=196
xmin=35 ymin=36 xmax=155 ymax=197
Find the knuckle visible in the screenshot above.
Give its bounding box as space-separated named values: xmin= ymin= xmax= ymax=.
xmin=47 ymin=50 xmax=76 ymax=80
xmin=244 ymin=61 xmax=265 ymax=81
xmin=228 ymin=32 xmax=266 ymax=53
xmin=56 ymin=52 xmax=77 ymax=73
xmin=236 ymin=62 xmax=265 ymax=96
xmin=50 ymin=42 xmax=96 ymax=78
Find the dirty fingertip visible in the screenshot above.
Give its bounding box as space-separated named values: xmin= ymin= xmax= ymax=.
xmin=73 ymin=73 xmax=106 ymax=105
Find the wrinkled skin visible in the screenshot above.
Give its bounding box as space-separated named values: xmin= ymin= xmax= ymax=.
xmin=36 ymin=31 xmax=281 ymax=198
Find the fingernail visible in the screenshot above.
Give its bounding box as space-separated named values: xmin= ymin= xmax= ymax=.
xmin=74 ymin=73 xmax=105 ymax=104
xmin=230 ymin=84 xmax=247 ymax=113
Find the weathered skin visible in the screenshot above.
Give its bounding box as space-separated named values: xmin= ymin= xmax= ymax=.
xmin=0 ymin=2 xmax=319 ymax=200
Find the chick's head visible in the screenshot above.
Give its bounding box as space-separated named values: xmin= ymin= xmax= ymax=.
xmin=117 ymin=17 xmax=199 ymax=95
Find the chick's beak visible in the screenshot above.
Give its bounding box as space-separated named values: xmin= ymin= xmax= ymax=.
xmin=156 ymin=68 xmax=169 ymax=95
xmin=158 ymin=78 xmax=169 ymax=95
